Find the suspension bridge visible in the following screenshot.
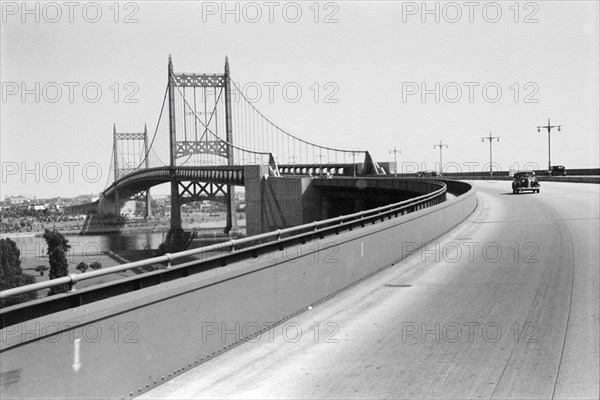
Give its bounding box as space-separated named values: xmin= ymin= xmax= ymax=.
xmin=71 ymin=56 xmax=384 ymax=235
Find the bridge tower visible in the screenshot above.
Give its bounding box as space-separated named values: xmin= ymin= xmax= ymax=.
xmin=111 ymin=124 xmax=152 ymax=217
xmin=223 ymin=56 xmax=237 ymax=235
xmin=167 ymin=55 xmax=238 ymax=234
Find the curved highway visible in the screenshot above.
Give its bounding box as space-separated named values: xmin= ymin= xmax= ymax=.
xmin=139 ymin=181 xmax=599 ymax=399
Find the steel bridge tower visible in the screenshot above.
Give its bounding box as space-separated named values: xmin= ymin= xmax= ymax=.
xmin=168 ymin=56 xmax=237 ymax=234
xmin=111 ymin=124 xmax=152 ymax=218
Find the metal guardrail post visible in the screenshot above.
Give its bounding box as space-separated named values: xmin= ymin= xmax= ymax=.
xmin=164 ymin=253 xmax=173 ymax=269
xmin=68 ymin=273 xmax=80 ymax=292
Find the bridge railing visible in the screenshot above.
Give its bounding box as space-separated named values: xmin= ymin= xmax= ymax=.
xmin=0 ymin=181 xmax=446 ymax=326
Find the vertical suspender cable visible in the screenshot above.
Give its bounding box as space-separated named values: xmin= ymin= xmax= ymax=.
xmin=193 ymin=87 xmax=198 ymax=142
xmin=183 ymin=87 xmax=187 ymax=142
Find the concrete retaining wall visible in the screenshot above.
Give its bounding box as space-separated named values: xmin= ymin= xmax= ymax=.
xmin=1 ymin=183 xmax=477 ymax=399
xmin=247 ymin=173 xmax=450 ymax=236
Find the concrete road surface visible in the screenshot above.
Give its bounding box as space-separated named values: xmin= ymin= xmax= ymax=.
xmin=139 ymin=181 xmax=599 ymax=399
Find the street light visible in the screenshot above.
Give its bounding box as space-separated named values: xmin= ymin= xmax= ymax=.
xmin=315 ymin=152 xmax=325 ymax=178
xmin=433 ymin=140 xmax=448 ymax=176
xmin=388 ymin=147 xmax=401 ymax=177
xmin=351 ymin=150 xmax=359 ymax=177
xmin=536 ymin=118 xmax=562 ymax=171
xmin=481 ymin=132 xmax=500 ymax=176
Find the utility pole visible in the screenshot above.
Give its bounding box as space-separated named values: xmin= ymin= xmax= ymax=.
xmin=389 ymin=147 xmax=401 ymax=177
xmin=433 ymin=140 xmax=448 ymax=176
xmin=481 ymin=132 xmax=500 ymax=176
xmin=536 ymin=118 xmax=562 ymax=171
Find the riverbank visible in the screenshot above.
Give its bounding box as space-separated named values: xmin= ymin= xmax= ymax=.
xmin=1 ymin=212 xmax=247 ymax=238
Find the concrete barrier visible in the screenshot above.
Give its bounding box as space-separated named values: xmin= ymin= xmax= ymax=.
xmin=1 ymin=183 xmax=477 ymax=399
xmin=442 ymin=176 xmax=600 ymax=184
xmin=437 ymin=167 xmax=600 ymax=178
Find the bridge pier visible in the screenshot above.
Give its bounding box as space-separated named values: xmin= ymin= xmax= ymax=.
xmin=170 ymin=178 xmax=182 ymax=231
xmin=145 ymin=190 xmax=153 ymax=219
xmin=114 ymin=190 xmax=121 ymax=215
xmin=98 ymin=194 xmax=119 ymax=215
xmin=224 ymin=185 xmax=238 ymax=235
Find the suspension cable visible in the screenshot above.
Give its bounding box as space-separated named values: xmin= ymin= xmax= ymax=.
xmin=229 ymin=78 xmax=364 ymax=155
xmin=137 ymin=83 xmax=169 ymax=169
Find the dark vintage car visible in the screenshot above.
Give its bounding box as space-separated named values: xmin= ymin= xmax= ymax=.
xmin=550 ymin=165 xmax=566 ymax=176
xmin=512 ymin=171 xmax=540 ymax=194
xmin=416 ymin=170 xmax=439 ymax=177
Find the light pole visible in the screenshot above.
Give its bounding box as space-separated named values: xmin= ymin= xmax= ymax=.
xmin=289 ymin=156 xmax=297 ymax=175
xmin=536 ymin=118 xmax=562 ymax=171
xmin=389 ymin=147 xmax=401 ymax=177
xmin=433 ymin=140 xmax=448 ymax=176
xmin=351 ymin=150 xmax=359 ymax=177
xmin=481 ymin=132 xmax=500 ymax=176
xmin=316 ymin=152 xmax=325 ymax=178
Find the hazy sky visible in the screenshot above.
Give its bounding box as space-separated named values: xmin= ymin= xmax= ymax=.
xmin=1 ymin=0 xmax=598 ymax=198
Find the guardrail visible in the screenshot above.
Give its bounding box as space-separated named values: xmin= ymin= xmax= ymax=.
xmin=0 ymin=182 xmax=446 ymax=327
xmin=1 ymin=184 xmax=445 ymax=299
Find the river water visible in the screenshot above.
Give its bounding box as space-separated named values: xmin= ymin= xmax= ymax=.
xmin=7 ymin=231 xmax=168 ymax=269
xmin=2 ymin=217 xmax=241 ymax=290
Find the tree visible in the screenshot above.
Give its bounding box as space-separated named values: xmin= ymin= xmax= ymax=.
xmin=76 ymin=262 xmax=89 ymax=273
xmin=34 ymin=265 xmax=49 ymax=276
xmin=0 ymin=237 xmax=37 ymax=307
xmin=157 ymin=228 xmax=197 ymax=255
xmin=43 ymin=230 xmax=71 ymax=295
xmin=48 ymin=247 xmax=69 ymax=295
xmin=89 ymin=261 xmax=102 ymax=270
xmin=42 ymin=229 xmax=70 ymax=254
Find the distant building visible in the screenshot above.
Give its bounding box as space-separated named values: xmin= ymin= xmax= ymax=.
xmin=5 ymin=195 xmax=30 ymax=205
xmin=235 ymin=192 xmax=245 ymax=201
xmin=121 ymin=201 xmax=137 ymax=216
xmin=75 ymin=194 xmax=94 ymax=204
